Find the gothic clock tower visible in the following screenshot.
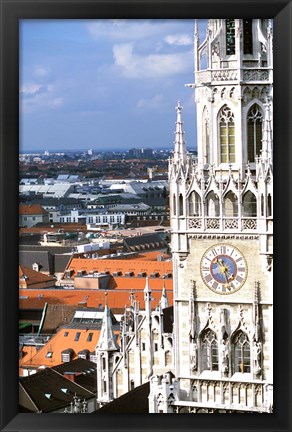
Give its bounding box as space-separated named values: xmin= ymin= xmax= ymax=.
xmin=152 ymin=19 xmax=273 ymax=413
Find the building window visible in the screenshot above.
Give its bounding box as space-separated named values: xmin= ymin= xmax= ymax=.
xmin=87 ymin=333 xmax=93 ymax=342
xmin=243 ymin=19 xmax=253 ymax=54
xmin=142 ymin=342 xmax=146 ymax=351
xmin=219 ymin=105 xmax=235 ymax=163
xmin=74 ymin=332 xmax=81 ymax=341
xmin=173 ymin=194 xmax=176 ymax=216
xmin=46 ymin=351 xmax=53 ymax=358
xmin=64 ymin=332 xmax=69 ymax=337
xmin=201 ymin=329 xmax=218 ymax=371
xmin=102 ymin=357 xmax=106 ymax=370
xmin=226 ymin=19 xmax=235 ymax=55
xmin=154 ymin=343 xmax=158 ymax=352
xmin=232 ymin=331 xmax=250 ymax=373
xmin=247 ymin=104 xmax=263 ymax=162
xmin=62 ymin=353 xmax=70 ymax=362
xmin=267 ymin=194 xmax=272 ymax=216
xmin=179 ymin=194 xmax=183 ymax=216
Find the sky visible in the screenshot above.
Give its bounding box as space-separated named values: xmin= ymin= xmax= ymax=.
xmin=20 ymin=19 xmax=207 ymax=153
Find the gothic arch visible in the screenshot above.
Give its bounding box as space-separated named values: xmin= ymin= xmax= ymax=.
xmin=243 ymin=87 xmax=252 ymax=103
xmin=246 ymin=103 xmax=263 ymax=162
xmin=188 ymin=190 xmax=202 ymax=216
xmin=224 ymin=190 xmax=238 ymax=217
xmin=217 ymin=104 xmax=235 ymax=164
xmin=206 ymin=191 xmax=220 ymax=217
xmin=242 ymin=190 xmax=257 ymax=217
xmin=252 ymin=87 xmax=260 ymax=99
xmin=230 ymin=330 xmax=251 ymax=373
xmin=229 ymin=87 xmax=236 ymax=98
xmin=199 ymin=328 xmax=219 ymax=372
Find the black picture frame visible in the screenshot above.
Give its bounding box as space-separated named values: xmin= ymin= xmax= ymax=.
xmin=1 ymin=0 xmax=291 ymax=431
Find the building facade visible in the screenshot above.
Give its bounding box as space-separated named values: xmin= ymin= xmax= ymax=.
xmin=149 ymin=18 xmax=273 ymax=413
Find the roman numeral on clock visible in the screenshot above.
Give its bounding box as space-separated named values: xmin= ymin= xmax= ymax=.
xmin=205 ymin=274 xmax=212 ymax=283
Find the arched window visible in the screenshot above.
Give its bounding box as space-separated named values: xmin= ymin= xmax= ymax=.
xmin=232 ymin=331 xmax=250 ymax=373
xmin=243 ymin=19 xmax=253 ymax=54
xmin=189 ymin=191 xmax=201 ymax=216
xmin=201 ymin=329 xmax=218 ymax=371
xmin=173 ymin=194 xmax=176 ymax=216
xmin=206 ymin=191 xmax=220 ymax=217
xmin=202 ymin=107 xmax=210 ymax=164
xmin=179 ymin=194 xmax=184 ymax=216
xmin=226 ymin=19 xmax=235 ymax=55
xmin=267 ymin=194 xmax=272 ymax=217
xmin=242 ymin=191 xmax=257 ymax=217
xmin=219 ymin=105 xmax=235 ymax=163
xmin=247 ymin=104 xmax=263 ymax=162
xmin=224 ymin=191 xmax=238 ymax=217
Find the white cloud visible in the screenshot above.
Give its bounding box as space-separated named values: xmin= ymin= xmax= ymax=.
xmin=165 ymin=34 xmax=192 ymax=46
xmin=136 ymin=94 xmax=164 ymax=109
xmin=34 ymin=66 xmax=51 ymax=78
xmin=20 ymin=83 xmax=43 ymax=96
xmin=20 ymin=82 xmax=64 ymax=113
xmin=87 ymin=19 xmax=169 ymax=42
xmin=49 ymin=97 xmax=64 ymax=107
xmin=113 ymin=43 xmax=192 ymax=79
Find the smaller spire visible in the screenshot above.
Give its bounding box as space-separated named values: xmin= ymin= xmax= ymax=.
xmin=96 ymin=295 xmax=119 ymax=351
xmin=173 ymin=101 xmax=187 ymax=163
xmin=144 ymin=276 xmax=151 ymax=295
xmin=160 ymin=279 xmax=169 ymax=310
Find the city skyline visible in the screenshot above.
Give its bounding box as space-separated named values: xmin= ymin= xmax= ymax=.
xmin=20 ymin=19 xmax=207 ymax=152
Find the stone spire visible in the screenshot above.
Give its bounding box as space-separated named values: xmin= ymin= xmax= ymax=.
xmin=160 ymin=278 xmax=169 ymax=310
xmin=173 ymin=101 xmax=187 ymax=163
xmin=96 ymin=293 xmax=119 ymax=351
xmin=262 ymin=98 xmax=273 ymax=160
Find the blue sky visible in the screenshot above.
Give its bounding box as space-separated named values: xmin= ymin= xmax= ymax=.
xmin=20 ymin=19 xmax=207 ymax=152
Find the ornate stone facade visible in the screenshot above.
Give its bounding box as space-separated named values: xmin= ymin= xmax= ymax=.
xmin=149 ymin=19 xmax=273 ymax=414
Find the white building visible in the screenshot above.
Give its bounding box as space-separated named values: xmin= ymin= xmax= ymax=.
xmin=149 ymin=18 xmax=273 ymax=414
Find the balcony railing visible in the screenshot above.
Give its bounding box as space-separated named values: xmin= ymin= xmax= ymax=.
xmin=196 ymin=68 xmax=272 ymax=85
xmin=187 ymin=217 xmax=257 ymax=232
xmin=172 ymin=379 xmax=272 ymax=413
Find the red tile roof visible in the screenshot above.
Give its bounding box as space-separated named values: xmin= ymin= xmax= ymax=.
xmin=19 ymin=204 xmax=48 ymax=215
xmin=63 ymin=257 xmax=172 ymax=280
xmin=19 ymin=265 xmax=56 ymax=288
xmin=20 ymin=327 xmax=102 ymax=370
xmin=19 ymin=287 xmax=173 ymax=310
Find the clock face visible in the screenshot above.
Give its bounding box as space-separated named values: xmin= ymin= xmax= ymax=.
xmin=200 ymin=244 xmax=248 ymax=294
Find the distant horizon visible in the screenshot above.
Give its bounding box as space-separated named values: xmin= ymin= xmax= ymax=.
xmin=19 ymin=145 xmax=197 ymax=155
